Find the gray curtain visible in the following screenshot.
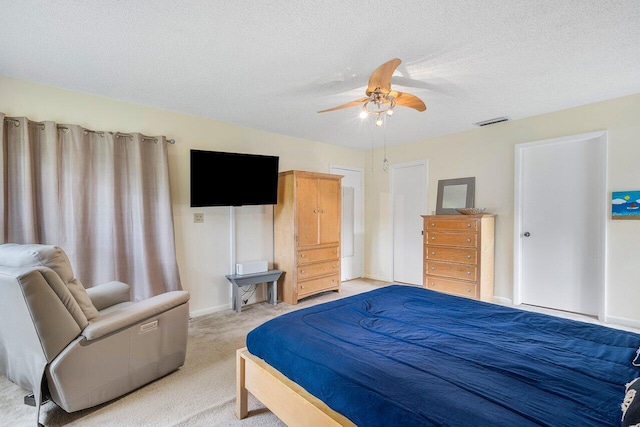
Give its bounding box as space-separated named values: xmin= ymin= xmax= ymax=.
xmin=1 ymin=113 xmax=181 ymax=300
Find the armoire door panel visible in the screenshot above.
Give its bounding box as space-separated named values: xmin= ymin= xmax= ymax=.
xmin=318 ymin=178 xmax=341 ymax=244
xmin=296 ymin=177 xmax=319 ymax=246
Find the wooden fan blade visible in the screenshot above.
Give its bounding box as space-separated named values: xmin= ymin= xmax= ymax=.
xmin=366 ymin=58 xmax=401 ymax=96
xmin=391 ymin=91 xmax=427 ymax=112
xmin=317 ymin=98 xmax=368 ymax=113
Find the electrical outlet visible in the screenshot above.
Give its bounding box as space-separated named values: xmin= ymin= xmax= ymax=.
xmin=194 ymin=213 xmax=204 ymax=223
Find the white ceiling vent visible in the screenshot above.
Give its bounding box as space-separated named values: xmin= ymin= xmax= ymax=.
xmin=474 ymin=117 xmax=510 ymax=127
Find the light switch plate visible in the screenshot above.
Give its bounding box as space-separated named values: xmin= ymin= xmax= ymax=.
xmin=194 ymin=213 xmax=204 ymax=223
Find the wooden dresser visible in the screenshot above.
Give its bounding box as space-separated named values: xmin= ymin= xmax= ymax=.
xmin=274 ymin=170 xmax=342 ymax=304
xmin=422 ymin=214 xmax=495 ymax=302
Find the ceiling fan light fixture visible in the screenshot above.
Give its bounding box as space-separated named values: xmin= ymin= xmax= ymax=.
xmin=317 ymin=59 xmax=426 ymax=127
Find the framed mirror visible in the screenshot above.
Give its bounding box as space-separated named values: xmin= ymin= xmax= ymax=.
xmin=436 ymin=177 xmax=475 ymax=214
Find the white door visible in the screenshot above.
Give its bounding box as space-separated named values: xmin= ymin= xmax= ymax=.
xmin=514 ymin=131 xmax=606 ymax=316
xmin=391 ymin=161 xmax=427 ymax=285
xmin=330 ymin=165 xmax=363 ymax=281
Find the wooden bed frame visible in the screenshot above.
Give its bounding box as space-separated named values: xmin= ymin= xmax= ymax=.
xmin=236 ymin=347 xmax=355 ymax=426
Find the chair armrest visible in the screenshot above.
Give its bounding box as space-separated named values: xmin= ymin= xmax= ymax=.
xmin=86 ymin=281 xmax=131 ymax=311
xmin=82 ymin=291 xmax=190 ymax=341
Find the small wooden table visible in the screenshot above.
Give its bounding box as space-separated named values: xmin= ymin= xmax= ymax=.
xmin=225 ymin=269 xmax=283 ymax=313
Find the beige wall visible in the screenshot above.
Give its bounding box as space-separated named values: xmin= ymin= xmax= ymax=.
xmin=365 ymin=93 xmax=640 ymax=326
xmin=3 ymin=74 xmax=640 ymax=326
xmin=0 ymin=75 xmax=364 ymax=316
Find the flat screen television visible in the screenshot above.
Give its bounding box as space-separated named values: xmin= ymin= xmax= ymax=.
xmin=190 ymin=150 xmax=279 ymax=207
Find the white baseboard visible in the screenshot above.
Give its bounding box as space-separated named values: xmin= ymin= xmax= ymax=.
xmin=604 ymin=315 xmax=640 ymax=330
xmin=189 ymin=303 xmax=231 ymax=318
xmin=363 ymin=273 xmax=393 ymax=282
xmin=492 ymin=296 xmax=513 ymax=305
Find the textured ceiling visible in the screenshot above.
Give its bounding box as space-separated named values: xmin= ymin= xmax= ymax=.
xmin=1 ymin=1 xmax=639 ymax=150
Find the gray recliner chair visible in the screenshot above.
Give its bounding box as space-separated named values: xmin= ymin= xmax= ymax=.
xmin=0 ymin=243 xmax=190 ymax=425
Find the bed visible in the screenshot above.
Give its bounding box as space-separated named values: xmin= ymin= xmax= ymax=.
xmin=236 ymin=285 xmax=640 ymax=426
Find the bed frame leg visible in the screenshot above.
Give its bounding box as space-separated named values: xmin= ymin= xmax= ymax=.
xmin=236 ymin=348 xmax=248 ymax=419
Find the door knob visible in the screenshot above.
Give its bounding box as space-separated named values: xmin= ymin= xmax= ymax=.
xmin=524 ymin=232 xmax=531 ymax=237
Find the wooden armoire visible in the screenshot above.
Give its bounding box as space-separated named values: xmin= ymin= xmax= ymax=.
xmin=274 ymin=170 xmax=342 ymax=304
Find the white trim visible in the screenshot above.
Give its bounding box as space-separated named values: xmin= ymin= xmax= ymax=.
xmin=329 ymin=164 xmax=365 ymax=174
xmin=513 ymin=130 xmax=608 ymax=319
xmin=330 ymin=164 xmax=365 ymax=281
xmin=513 ymin=146 xmax=524 ymax=305
xmin=329 ymin=164 xmax=365 ymax=198
xmin=364 ymin=273 xmax=393 ymax=282
xmin=598 ymin=135 xmax=609 ymax=323
xmin=190 ymin=303 xmax=232 ymax=318
xmin=604 ymin=315 xmax=640 ymax=331
xmin=492 ymin=296 xmax=513 ymax=306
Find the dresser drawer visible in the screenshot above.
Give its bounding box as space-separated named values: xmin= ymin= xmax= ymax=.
xmin=298 ymin=274 xmax=340 ymax=297
xmin=298 ymin=260 xmax=339 ymax=279
xmin=425 ymin=276 xmax=478 ymax=299
xmin=425 ymin=246 xmax=477 ymax=264
xmin=426 ymin=261 xmax=477 ymax=281
xmin=297 ymin=246 xmax=339 ymax=265
xmin=425 ymin=232 xmax=477 ymax=247
xmin=426 ymin=218 xmax=478 ymax=231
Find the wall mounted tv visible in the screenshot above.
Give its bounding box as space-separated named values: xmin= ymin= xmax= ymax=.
xmin=190 ymin=150 xmax=279 ymax=207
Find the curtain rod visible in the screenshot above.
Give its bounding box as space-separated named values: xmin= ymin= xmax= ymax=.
xmin=3 ymin=117 xmax=176 ymax=144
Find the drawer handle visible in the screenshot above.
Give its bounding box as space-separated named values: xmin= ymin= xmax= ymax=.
xmin=431 ymin=223 xmax=435 ymax=227
xmin=467 ymin=288 xmax=471 ymax=293
xmin=332 ymin=250 xmax=337 ymax=254
xmin=431 ymin=282 xmax=435 ymax=286
xmin=431 ymin=252 xmax=435 ymax=255
xmin=314 ymin=209 xmax=318 ymax=213
xmin=466 ymin=223 xmax=471 ymax=228
xmin=431 ymin=237 xmax=435 ymax=240
xmin=300 ymin=270 xmax=305 ymax=274
xmin=301 ymin=285 xmax=305 ymax=289
xmin=332 ymin=265 xmax=337 ymax=269
xmin=466 ymin=238 xmax=471 ymax=243
xmin=322 ymin=209 xmax=325 ymax=213
xmin=300 ymin=254 xmax=305 ymax=258
xmin=431 ymin=267 xmax=435 ymax=271
xmin=466 ymin=255 xmax=471 ymax=259
xmin=332 ymin=279 xmax=336 ymax=282
xmin=466 ymin=271 xmax=471 ymax=275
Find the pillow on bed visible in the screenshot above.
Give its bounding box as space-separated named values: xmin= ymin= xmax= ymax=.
xmin=622 ymin=377 xmax=640 ymax=427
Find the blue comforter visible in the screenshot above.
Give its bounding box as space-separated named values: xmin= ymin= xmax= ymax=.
xmin=246 ymin=285 xmax=640 ymax=426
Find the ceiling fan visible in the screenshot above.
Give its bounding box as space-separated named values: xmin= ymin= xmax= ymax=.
xmin=317 ymin=58 xmax=427 ymax=126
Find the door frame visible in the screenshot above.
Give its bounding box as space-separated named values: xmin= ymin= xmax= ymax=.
xmin=513 ymin=130 xmax=608 ymax=320
xmin=390 ymin=159 xmax=428 ymax=284
xmin=329 ymin=164 xmax=364 ymax=281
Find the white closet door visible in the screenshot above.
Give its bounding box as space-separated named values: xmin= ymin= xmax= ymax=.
xmin=330 ymin=166 xmax=363 ymax=281
xmin=516 ymin=132 xmax=606 ymax=316
xmin=391 ymin=161 xmax=427 ymax=285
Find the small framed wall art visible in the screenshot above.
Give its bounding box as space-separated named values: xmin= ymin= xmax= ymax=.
xmin=612 ymin=191 xmax=640 ymax=220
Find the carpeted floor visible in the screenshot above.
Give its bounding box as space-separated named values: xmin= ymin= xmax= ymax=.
xmin=1 ymin=278 xmax=390 ymax=427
